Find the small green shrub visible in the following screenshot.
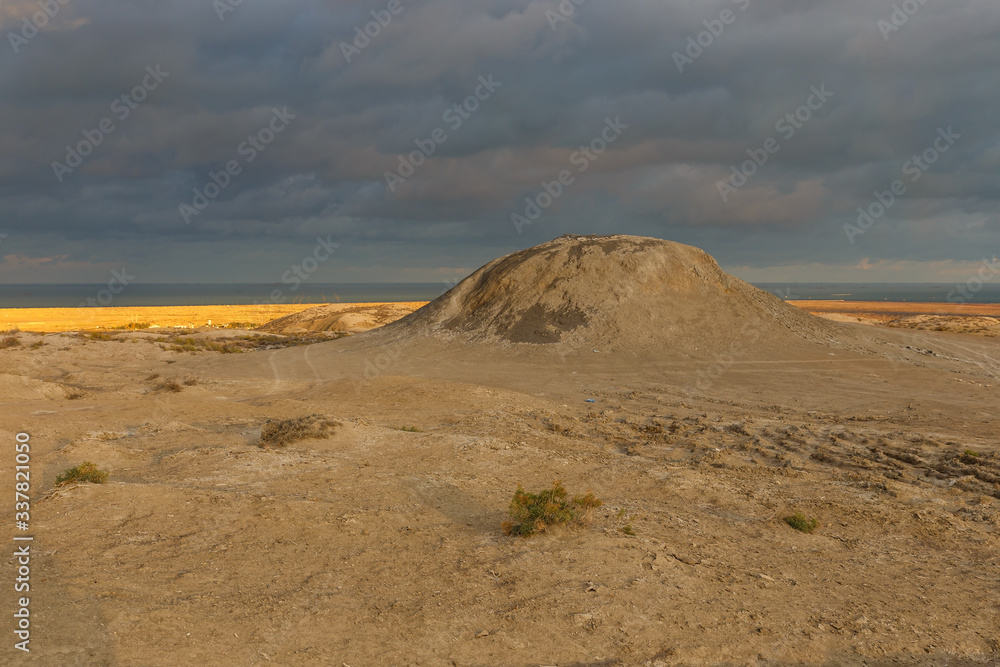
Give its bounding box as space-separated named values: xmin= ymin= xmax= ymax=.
xmin=614 ymin=507 xmax=636 ymax=535
xmin=29 ymin=340 xmax=45 ymax=350
xmin=259 ymin=414 xmax=339 ymax=447
xmin=960 ymin=449 xmax=981 ymax=464
xmin=502 ymin=481 xmax=603 ymax=537
xmin=784 ymin=512 xmax=819 ymax=533
xmin=55 ymin=461 xmax=109 ymax=486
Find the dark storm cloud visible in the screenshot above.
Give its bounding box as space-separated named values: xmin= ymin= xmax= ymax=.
xmin=0 ymin=0 xmax=998 ymax=282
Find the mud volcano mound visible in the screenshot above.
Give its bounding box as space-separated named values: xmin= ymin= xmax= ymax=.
xmin=373 ymin=234 xmax=857 ymax=355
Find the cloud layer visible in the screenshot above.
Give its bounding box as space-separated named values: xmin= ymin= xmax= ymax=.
xmin=1 ymin=0 xmax=998 ymax=284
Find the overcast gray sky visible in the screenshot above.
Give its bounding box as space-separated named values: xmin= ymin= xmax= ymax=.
xmin=1 ymin=0 xmax=998 ymax=284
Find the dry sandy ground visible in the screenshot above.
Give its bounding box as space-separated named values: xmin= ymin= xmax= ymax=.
xmin=790 ymin=302 xmax=1000 ymax=338
xmin=1 ymin=327 xmax=998 ymax=666
xmin=1 ymin=237 xmax=998 ymax=666
xmin=257 ymin=303 xmax=427 ymax=335
xmin=0 ymin=303 xmax=431 ymax=335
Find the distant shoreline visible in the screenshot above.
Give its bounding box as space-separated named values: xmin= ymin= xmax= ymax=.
xmin=2 ymin=299 xmax=998 ymax=334
xmin=2 ymin=282 xmax=999 ymax=309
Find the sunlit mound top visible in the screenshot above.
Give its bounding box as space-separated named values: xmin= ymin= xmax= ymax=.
xmin=371 ymin=234 xmax=847 ymax=355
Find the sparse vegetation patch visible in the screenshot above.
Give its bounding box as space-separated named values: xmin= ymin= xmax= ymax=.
xmin=155 ymin=380 xmax=183 ymax=393
xmin=55 ymin=461 xmax=109 ymax=486
xmin=784 ymin=512 xmax=819 ymax=533
xmin=108 ymin=322 xmax=151 ymax=330
xmin=259 ymin=414 xmax=339 ymax=447
xmin=81 ymin=331 xmax=114 ymax=341
xmin=157 ymin=332 xmax=345 ymax=354
xmin=502 ymin=481 xmax=603 ymax=537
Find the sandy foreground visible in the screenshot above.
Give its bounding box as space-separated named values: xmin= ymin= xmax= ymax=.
xmin=1 ymin=240 xmax=999 ymax=667
xmin=2 ymin=324 xmax=999 ymax=666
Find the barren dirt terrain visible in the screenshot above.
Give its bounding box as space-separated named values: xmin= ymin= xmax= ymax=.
xmin=2 ymin=236 xmax=998 ymax=666
xmin=791 ymin=302 xmax=1000 ymax=338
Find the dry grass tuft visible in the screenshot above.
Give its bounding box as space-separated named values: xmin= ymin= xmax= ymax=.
xmin=259 ymin=414 xmax=339 ymax=448
xmin=784 ymin=512 xmax=819 ymax=533
xmin=502 ymin=481 xmax=603 ymax=537
xmin=155 ymin=380 xmax=183 ymax=393
xmin=55 ymin=461 xmax=109 ymax=486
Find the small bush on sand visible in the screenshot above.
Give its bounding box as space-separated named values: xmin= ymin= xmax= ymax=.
xmin=156 ymin=380 xmax=183 ymax=393
xmin=615 ymin=508 xmax=636 ymax=535
xmin=784 ymin=512 xmax=819 ymax=533
xmin=960 ymin=449 xmax=981 ymax=464
xmin=502 ymin=481 xmax=603 ymax=537
xmin=0 ymin=336 xmax=21 ymax=349
xmin=259 ymin=414 xmax=339 ymax=447
xmin=30 ymin=340 xmax=45 ymax=350
xmin=55 ymin=462 xmax=109 ymax=486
